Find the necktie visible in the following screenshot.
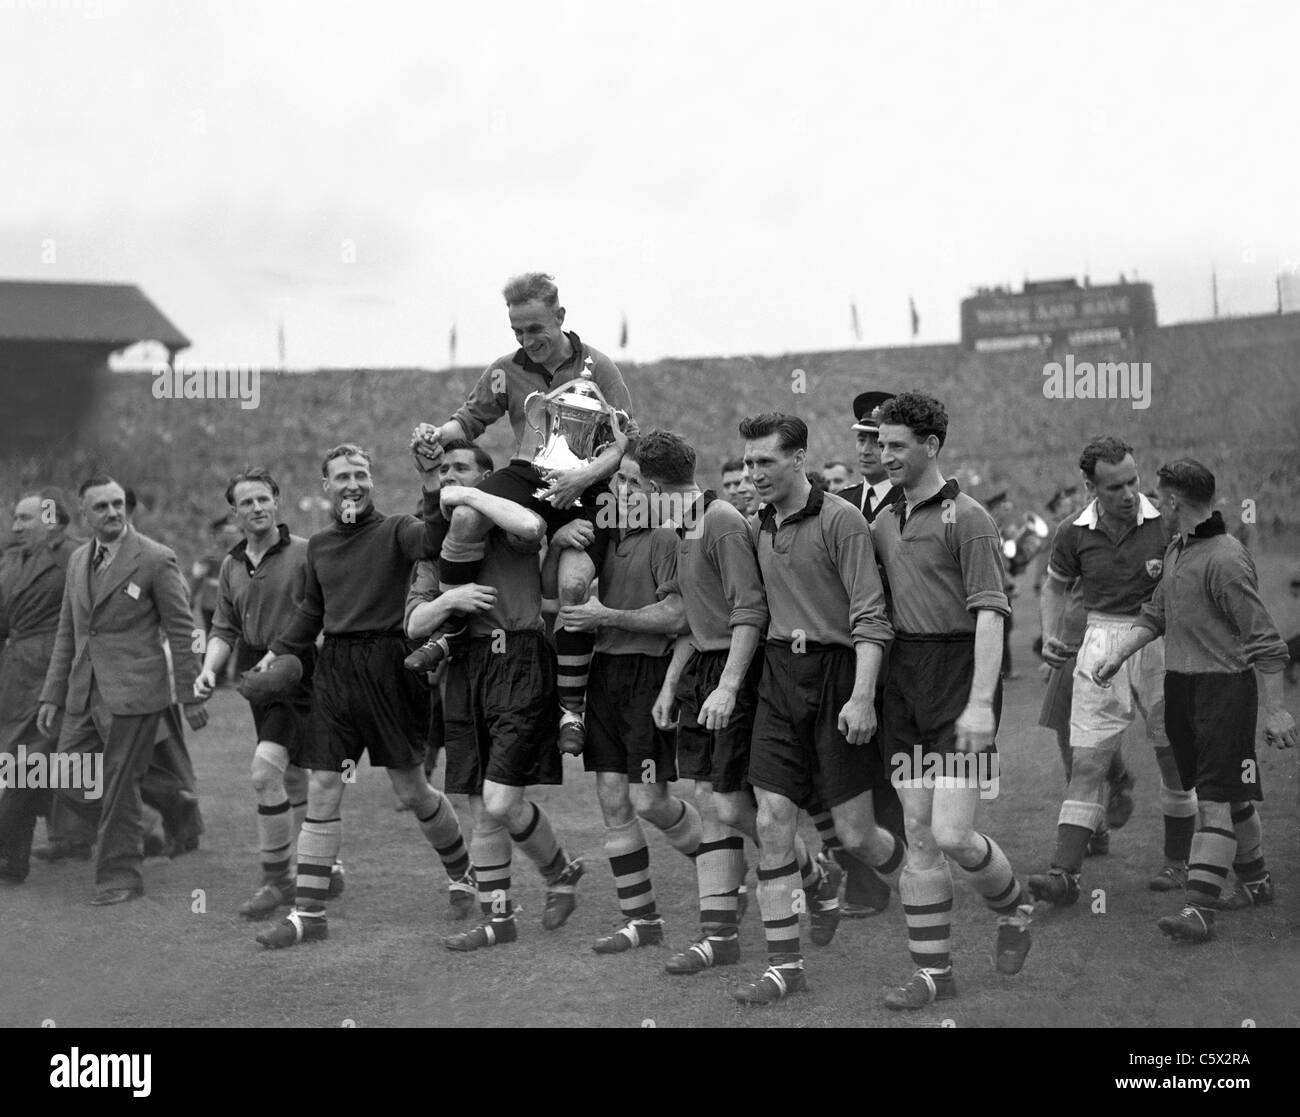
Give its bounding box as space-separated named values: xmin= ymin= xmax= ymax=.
xmin=93 ymin=544 xmax=109 ymax=578
xmin=866 ymin=490 xmax=876 ymax=517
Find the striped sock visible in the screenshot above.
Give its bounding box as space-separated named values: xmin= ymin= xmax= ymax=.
xmin=694 ymin=830 xmax=745 ymax=928
xmin=295 ymin=815 xmax=341 ymax=916
xmin=605 ymin=818 xmax=656 ymax=921
xmin=952 ymin=833 xmax=1023 ymax=914
xmin=649 ymin=798 xmax=701 ymax=858
xmin=416 ymin=790 xmax=470 ymax=880
xmin=808 ymin=802 xmax=841 ymax=857
xmin=756 ymin=858 xmax=802 ymax=964
xmin=795 ymin=836 xmax=820 ymax=891
xmin=900 ymin=862 xmax=953 ymax=971
xmin=472 ymin=819 xmax=513 ymax=919
xmin=256 ymin=797 xmax=293 ymax=883
xmin=1230 ymin=802 xmax=1265 ymax=880
xmin=510 ymin=801 xmax=567 ymax=883
xmin=1187 ymin=801 xmax=1235 ymax=907
xmin=554 ymin=628 xmax=592 ymax=715
xmin=864 ymin=830 xmax=905 ymax=887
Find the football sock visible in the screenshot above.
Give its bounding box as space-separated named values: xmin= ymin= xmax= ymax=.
xmin=952 ymin=833 xmax=1023 ymax=915
xmin=1230 ymin=802 xmax=1265 ymax=880
xmin=1187 ymin=801 xmax=1235 ymax=908
xmin=604 ymin=818 xmax=656 ymax=921
xmin=1054 ymin=798 xmax=1104 ymax=873
xmin=1156 ymin=748 xmax=1198 ymax=862
xmin=757 ymin=858 xmax=802 ymax=964
xmin=256 ymin=798 xmax=293 ymax=884
xmin=295 ymin=815 xmax=341 ymax=916
xmin=650 ymin=798 xmax=702 ymax=858
xmin=510 ymin=801 xmax=567 ymax=883
xmin=472 ymin=819 xmax=514 ymax=919
xmin=554 ymin=628 xmax=592 ymax=716
xmin=901 ymin=861 xmax=953 ymax=971
xmin=808 ymin=803 xmax=841 ymax=857
xmin=694 ymin=830 xmax=745 ymax=929
xmin=416 ymin=790 xmax=471 ymax=880
xmin=795 ymin=837 xmax=820 ymax=892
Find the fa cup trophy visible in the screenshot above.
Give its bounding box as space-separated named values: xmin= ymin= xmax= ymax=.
xmin=525 ymin=364 xmax=627 ymax=507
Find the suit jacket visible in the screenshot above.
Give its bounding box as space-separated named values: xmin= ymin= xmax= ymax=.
xmin=0 ymin=533 xmax=77 ymax=751
xmin=838 ymin=481 xmax=902 ymax=525
xmin=40 ymin=527 xmax=200 ymax=717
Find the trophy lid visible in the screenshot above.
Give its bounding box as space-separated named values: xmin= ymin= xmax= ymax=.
xmin=554 ymin=376 xmax=605 ymax=411
xmin=554 ymin=388 xmax=605 ymax=412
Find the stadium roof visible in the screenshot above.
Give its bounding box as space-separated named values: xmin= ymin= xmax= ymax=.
xmin=0 ymin=280 xmax=190 ymax=351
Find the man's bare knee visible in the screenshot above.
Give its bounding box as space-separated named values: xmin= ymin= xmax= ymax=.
xmin=558 ymin=551 xmax=595 ymax=605
xmin=481 ymin=783 xmax=527 ymax=828
xmin=308 ymin=769 xmax=344 ymax=812
xmin=250 ymin=759 xmax=283 ymax=797
xmin=629 ymin=781 xmax=671 ymax=824
xmin=596 ymin=774 xmax=635 ymax=826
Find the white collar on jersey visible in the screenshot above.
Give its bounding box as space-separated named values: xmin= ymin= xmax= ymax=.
xmin=1073 ymin=492 xmax=1161 ymax=530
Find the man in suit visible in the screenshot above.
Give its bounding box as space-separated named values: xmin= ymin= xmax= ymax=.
xmin=0 ymin=490 xmax=78 ymax=883
xmin=839 ymin=391 xmax=903 ymax=524
xmin=36 ymin=475 xmax=209 ymax=905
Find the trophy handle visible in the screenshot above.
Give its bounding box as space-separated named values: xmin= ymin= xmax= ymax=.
xmin=593 ymin=408 xmax=631 ymax=456
xmin=524 ymin=390 xmax=548 ymax=437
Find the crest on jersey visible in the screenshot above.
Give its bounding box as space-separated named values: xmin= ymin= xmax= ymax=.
xmin=1145 ymin=558 xmax=1163 ymax=579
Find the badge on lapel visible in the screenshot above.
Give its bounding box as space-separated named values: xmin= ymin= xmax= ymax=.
xmin=1145 ymin=559 xmax=1163 ymax=579
xmin=125 ymin=582 xmax=142 ymax=599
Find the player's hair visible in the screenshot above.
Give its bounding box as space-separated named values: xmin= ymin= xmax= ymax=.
xmin=738 ymin=413 xmax=808 ymax=453
xmin=877 ymin=392 xmax=948 ymax=449
xmin=720 ymin=457 xmax=745 ymax=475
xmin=1078 ymin=435 xmax=1134 ymax=481
xmin=502 ymin=272 xmax=560 ymax=309
xmin=441 ymin=438 xmax=494 ymax=473
xmin=822 ymin=459 xmax=850 ymax=473
xmin=1156 ymin=459 xmax=1216 ymax=505
xmin=225 ymin=467 xmax=280 ymax=506
xmin=632 ymin=429 xmax=696 ymax=486
xmin=78 ymin=473 xmax=119 ymax=499
xmin=17 ymin=488 xmax=70 ymax=526
xmin=321 ymin=443 xmax=371 ymax=477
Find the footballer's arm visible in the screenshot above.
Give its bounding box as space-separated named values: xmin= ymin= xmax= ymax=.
xmin=440 ymin=486 xmax=545 ymax=543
